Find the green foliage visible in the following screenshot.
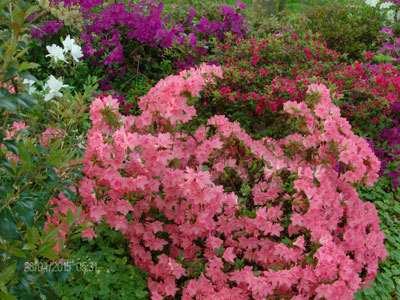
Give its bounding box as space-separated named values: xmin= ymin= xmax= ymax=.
xmin=0 ymin=0 xmax=42 ymax=82
xmin=0 ymin=5 xmax=96 ymax=294
xmin=0 ymin=121 xmax=91 ymax=298
xmin=355 ymin=178 xmax=400 ymax=299
xmin=305 ymin=0 xmax=385 ymax=60
xmin=0 ymin=0 xmax=42 ymax=115
xmin=52 ymin=225 xmax=150 ymax=300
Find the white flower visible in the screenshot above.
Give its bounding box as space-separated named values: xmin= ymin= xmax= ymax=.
xmin=380 ymin=2 xmax=393 ymax=9
xmin=70 ymin=44 xmax=83 ymax=62
xmin=62 ymin=35 xmax=76 ymax=52
xmin=44 ymin=75 xmax=68 ymax=101
xmin=46 ymin=44 xmax=66 ymax=62
xmin=365 ymin=0 xmax=379 ymax=7
xmin=386 ymin=9 xmax=395 ymax=22
xmin=22 ymin=79 xmax=37 ymax=95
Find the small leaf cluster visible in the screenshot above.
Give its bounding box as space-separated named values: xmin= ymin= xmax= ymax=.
xmin=355 ymin=177 xmax=400 ymax=299
xmin=52 ymin=225 xmax=149 ymax=300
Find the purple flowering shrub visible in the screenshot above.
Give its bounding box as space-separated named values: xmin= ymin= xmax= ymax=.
xmin=163 ymin=1 xmax=248 ymax=68
xmin=31 ymin=20 xmax=64 ymax=41
xmin=47 ymin=0 xmax=248 ymax=94
xmin=378 ymin=27 xmax=400 ymax=64
xmin=371 ymin=101 xmax=400 ymax=189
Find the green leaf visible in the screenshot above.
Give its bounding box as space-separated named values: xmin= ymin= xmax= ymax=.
xmin=55 ymin=213 xmax=67 ymax=224
xmin=24 ymin=5 xmax=40 ymax=22
xmin=363 ymin=285 xmax=376 ymax=296
xmin=16 ymin=93 xmax=37 ymax=110
xmin=22 ymin=242 xmax=36 ymax=251
xmin=0 ymin=209 xmax=19 ymax=239
xmin=18 ymin=62 xmax=39 ymax=72
xmin=25 ymin=141 xmax=39 ymax=157
xmin=2 ymin=140 xmax=18 ymax=155
xmin=0 ymin=95 xmax=18 ymax=112
xmin=26 ymin=226 xmax=40 ymax=246
xmin=49 ymin=137 xmax=63 ymax=154
xmin=38 ymin=247 xmax=58 ymax=260
xmin=19 ymin=71 xmax=37 ymax=83
xmin=134 ymin=146 xmax=142 ymax=153
xmin=70 ymin=233 xmax=82 ymax=240
xmin=11 ymin=4 xmax=24 ymax=25
xmin=0 ymin=292 xmax=17 ymax=300
xmin=0 ymin=0 xmax=10 ymax=12
xmin=45 ymin=149 xmax=69 ymax=166
xmin=3 ymin=66 xmax=18 ymax=83
xmin=17 ymin=141 xmax=31 ymax=168
xmin=10 ymin=246 xmax=27 ymax=258
xmin=66 ymin=209 xmax=74 ymax=228
xmin=0 ymin=263 xmax=16 ymax=285
xmin=42 ymin=226 xmax=59 ymax=245
xmin=15 ymin=197 xmax=35 ymax=228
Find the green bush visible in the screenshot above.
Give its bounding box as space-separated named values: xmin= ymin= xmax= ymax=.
xmin=52 ymin=225 xmax=149 ymax=300
xmin=355 ymin=177 xmax=400 ymax=299
xmin=305 ymin=0 xmax=385 ymax=60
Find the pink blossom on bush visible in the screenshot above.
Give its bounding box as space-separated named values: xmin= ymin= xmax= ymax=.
xmin=47 ymin=64 xmax=386 ymax=299
xmin=40 ymin=128 xmax=64 ymax=147
xmin=4 ymin=121 xmax=29 ymax=140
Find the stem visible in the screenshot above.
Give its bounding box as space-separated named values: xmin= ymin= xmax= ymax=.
xmin=2 ymin=111 xmax=10 ymax=132
xmin=11 ymin=78 xmax=19 ymax=94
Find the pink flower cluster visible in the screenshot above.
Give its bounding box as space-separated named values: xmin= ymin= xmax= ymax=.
xmin=45 ymin=187 xmax=97 ymax=252
xmin=3 ymin=121 xmax=29 ymax=140
xmin=48 ymin=64 xmax=386 ymax=299
xmin=39 ymin=128 xmax=64 ymax=148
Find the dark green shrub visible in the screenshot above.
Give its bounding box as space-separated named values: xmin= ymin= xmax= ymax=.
xmin=305 ymin=0 xmax=385 ymax=60
xmin=355 ymin=178 xmax=400 ymax=299
xmin=52 ymin=225 xmax=149 ymax=300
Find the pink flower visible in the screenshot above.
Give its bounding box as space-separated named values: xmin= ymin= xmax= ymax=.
xmin=4 ymin=121 xmax=29 ymax=140
xmin=40 ymin=128 xmax=63 ymax=147
xmin=222 ymin=247 xmax=236 ymax=264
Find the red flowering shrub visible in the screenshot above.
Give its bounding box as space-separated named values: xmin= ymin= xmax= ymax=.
xmin=200 ymin=34 xmax=399 ymax=138
xmin=196 ymin=33 xmax=400 ymax=187
xmin=328 ymin=61 xmax=400 ymax=138
xmin=48 ymin=65 xmax=387 ymax=299
xmin=327 ymin=61 xmax=400 ymax=188
xmin=199 ymin=32 xmax=342 ymax=139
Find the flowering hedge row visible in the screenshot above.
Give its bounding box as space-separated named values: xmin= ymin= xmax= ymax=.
xmin=42 ymin=0 xmax=247 ymax=92
xmin=47 ymin=64 xmax=387 ymax=300
xmin=196 ymin=32 xmax=400 ymax=188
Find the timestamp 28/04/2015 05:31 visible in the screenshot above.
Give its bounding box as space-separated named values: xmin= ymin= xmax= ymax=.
xmin=24 ymin=261 xmax=97 ymax=272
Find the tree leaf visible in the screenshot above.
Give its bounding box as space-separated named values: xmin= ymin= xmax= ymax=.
xmin=45 ymin=149 xmax=69 ymax=167
xmin=16 ymin=93 xmax=37 ymax=110
xmin=15 ymin=197 xmax=35 ymax=228
xmin=17 ymin=141 xmax=31 ymax=168
xmin=10 ymin=246 xmax=27 ymax=258
xmin=0 ymin=209 xmax=20 ymax=239
xmin=0 ymin=263 xmax=17 ymax=285
xmin=3 ymin=66 xmax=18 ymax=83
xmin=0 ymin=95 xmax=18 ymax=112
xmin=18 ymin=62 xmax=39 ymax=72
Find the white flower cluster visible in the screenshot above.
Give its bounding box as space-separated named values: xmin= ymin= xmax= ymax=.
xmin=365 ymin=0 xmax=392 ymax=8
xmin=46 ymin=35 xmax=83 ymax=63
xmin=43 ymin=75 xmax=69 ymax=101
xmin=23 ymin=74 xmax=69 ymax=101
xmin=365 ymin=0 xmax=397 ymax=22
xmin=22 ymin=79 xmax=37 ymax=95
xmin=365 ymin=0 xmax=380 ymax=7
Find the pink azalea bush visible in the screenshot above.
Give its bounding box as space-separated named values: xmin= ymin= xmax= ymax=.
xmin=48 ymin=64 xmax=386 ymax=299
